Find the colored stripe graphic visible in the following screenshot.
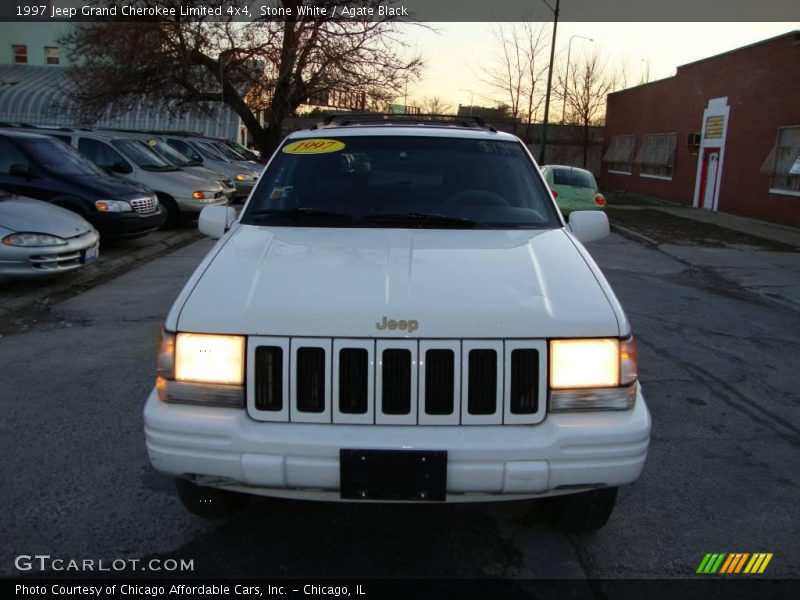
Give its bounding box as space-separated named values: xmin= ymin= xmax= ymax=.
xmin=720 ymin=553 xmax=750 ymax=574
xmin=697 ymin=553 xmax=727 ymax=574
xmin=699 ymin=552 xmax=773 ymax=574
xmin=744 ymin=553 xmax=773 ymax=574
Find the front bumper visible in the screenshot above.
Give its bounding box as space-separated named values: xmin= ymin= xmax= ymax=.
xmin=0 ymin=229 xmax=99 ymax=278
xmin=90 ymin=206 xmax=167 ymax=239
xmin=175 ymin=195 xmax=230 ymax=214
xmin=144 ymin=384 xmax=651 ymax=502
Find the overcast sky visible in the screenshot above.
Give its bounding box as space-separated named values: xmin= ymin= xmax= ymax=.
xmin=403 ymin=22 xmax=799 ymax=112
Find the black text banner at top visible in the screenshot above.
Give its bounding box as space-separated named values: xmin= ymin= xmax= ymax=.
xmin=3 ymin=0 xmax=800 ymax=22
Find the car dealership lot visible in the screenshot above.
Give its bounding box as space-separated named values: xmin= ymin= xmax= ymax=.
xmin=1 ymin=233 xmax=798 ymax=580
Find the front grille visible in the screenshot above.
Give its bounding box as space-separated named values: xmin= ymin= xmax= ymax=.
xmin=381 ymin=349 xmax=411 ymax=415
xmin=129 ymin=196 xmax=157 ymax=215
xmin=296 ymin=347 xmax=325 ymax=412
xmin=339 ymin=348 xmax=368 ymax=414
xmin=467 ymin=350 xmax=497 ymax=415
xmin=254 ymin=346 xmax=283 ymax=411
xmin=29 ymin=250 xmax=82 ymax=270
xmin=425 ymin=349 xmax=454 ymax=415
xmin=249 ymin=338 xmax=545 ymax=425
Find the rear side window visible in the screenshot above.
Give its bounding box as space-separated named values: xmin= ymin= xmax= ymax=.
xmin=0 ymin=138 xmax=30 ymax=173
xmin=243 ymin=136 xmax=560 ymax=229
xmin=552 ymin=168 xmax=596 ymax=190
xmin=78 ymin=138 xmax=128 ymax=171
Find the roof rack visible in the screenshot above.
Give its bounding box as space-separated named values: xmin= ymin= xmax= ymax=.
xmin=316 ymin=113 xmax=497 ymax=133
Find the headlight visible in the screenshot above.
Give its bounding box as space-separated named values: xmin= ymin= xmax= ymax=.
xmin=95 ymin=200 xmax=132 ymax=212
xmin=191 ymin=191 xmax=219 ymax=202
xmin=2 ymin=232 xmax=68 ymax=247
xmin=156 ymin=330 xmax=245 ymax=407
xmin=234 ymin=173 xmax=251 ymax=182
xmin=549 ymin=337 xmax=638 ymax=411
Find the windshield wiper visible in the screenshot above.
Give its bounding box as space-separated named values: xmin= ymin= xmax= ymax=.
xmin=364 ymin=213 xmax=487 ymax=229
xmin=249 ymin=208 xmax=373 ymax=226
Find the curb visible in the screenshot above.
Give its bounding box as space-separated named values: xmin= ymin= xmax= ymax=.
xmin=610 ymin=223 xmax=660 ymax=247
xmin=0 ymin=229 xmax=202 ymax=319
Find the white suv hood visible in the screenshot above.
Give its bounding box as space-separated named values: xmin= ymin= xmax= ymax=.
xmin=174 ymin=225 xmax=621 ymax=338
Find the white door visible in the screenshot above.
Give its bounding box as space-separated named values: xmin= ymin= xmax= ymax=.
xmin=702 ymin=152 xmax=719 ymax=210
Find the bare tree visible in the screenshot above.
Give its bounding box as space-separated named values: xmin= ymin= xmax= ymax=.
xmin=419 ymin=96 xmax=452 ymax=114
xmin=478 ymin=22 xmax=549 ymax=140
xmin=60 ymin=0 xmax=423 ymax=154
xmin=556 ymin=50 xmax=616 ymax=168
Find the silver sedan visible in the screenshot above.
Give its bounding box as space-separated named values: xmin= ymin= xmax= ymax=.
xmin=0 ymin=192 xmax=100 ymax=278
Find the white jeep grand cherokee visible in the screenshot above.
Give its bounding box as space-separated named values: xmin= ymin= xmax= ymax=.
xmin=144 ymin=116 xmax=650 ymax=531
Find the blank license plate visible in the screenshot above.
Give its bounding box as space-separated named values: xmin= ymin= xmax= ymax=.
xmin=83 ymin=246 xmax=98 ymax=264
xmin=340 ymin=449 xmax=447 ymax=501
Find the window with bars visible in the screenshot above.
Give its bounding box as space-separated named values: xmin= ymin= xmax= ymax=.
xmin=636 ymin=134 xmax=677 ymax=179
xmin=603 ymin=135 xmax=636 ymax=174
xmin=45 ymin=47 xmax=59 ymax=65
xmin=12 ymin=45 xmax=27 ymax=64
xmin=760 ymin=127 xmax=800 ymax=195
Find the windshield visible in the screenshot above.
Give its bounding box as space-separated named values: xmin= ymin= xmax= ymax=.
xmin=143 ymin=138 xmax=194 ymax=167
xmin=210 ymin=141 xmax=247 ymax=162
xmin=242 ymin=136 xmax=560 ymax=229
xmin=111 ymin=139 xmax=176 ymax=171
xmin=196 ymin=141 xmax=228 ymax=161
xmin=552 ymin=168 xmax=597 ymax=190
xmin=24 ymin=138 xmax=107 ymax=176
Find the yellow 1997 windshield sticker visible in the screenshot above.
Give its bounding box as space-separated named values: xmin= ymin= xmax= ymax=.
xmin=283 ymin=139 xmax=345 ymax=154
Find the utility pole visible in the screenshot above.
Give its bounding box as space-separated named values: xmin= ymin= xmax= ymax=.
xmin=538 ymin=0 xmax=560 ymax=166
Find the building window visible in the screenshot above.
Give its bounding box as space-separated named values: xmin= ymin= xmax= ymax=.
xmin=45 ymin=47 xmax=59 ymax=65
xmin=603 ymin=135 xmax=636 ymax=174
xmin=12 ymin=45 xmax=27 ymax=64
xmin=636 ymin=133 xmax=677 ymax=179
xmin=761 ymin=126 xmax=800 ymax=195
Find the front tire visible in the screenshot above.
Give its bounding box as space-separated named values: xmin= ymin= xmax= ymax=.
xmin=158 ymin=195 xmax=181 ymax=230
xmin=542 ymin=487 xmax=618 ymax=532
xmin=175 ymin=478 xmax=249 ymax=518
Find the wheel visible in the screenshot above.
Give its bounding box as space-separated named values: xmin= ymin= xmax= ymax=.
xmin=175 ymin=478 xmax=250 ymax=518
xmin=158 ymin=195 xmax=181 ymax=230
xmin=541 ymin=487 xmax=618 ymax=532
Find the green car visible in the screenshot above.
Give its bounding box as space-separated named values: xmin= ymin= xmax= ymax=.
xmin=540 ymin=165 xmax=606 ymax=216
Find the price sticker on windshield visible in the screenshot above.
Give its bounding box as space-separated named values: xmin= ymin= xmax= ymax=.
xmin=283 ymin=139 xmax=345 ymax=154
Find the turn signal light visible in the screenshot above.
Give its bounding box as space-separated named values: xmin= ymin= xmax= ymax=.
xmin=594 ymin=193 xmax=606 ymax=206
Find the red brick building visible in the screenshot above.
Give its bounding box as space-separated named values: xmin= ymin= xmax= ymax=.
xmin=601 ymin=31 xmax=800 ymax=227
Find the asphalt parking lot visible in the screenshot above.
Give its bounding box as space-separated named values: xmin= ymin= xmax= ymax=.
xmin=1 ymin=228 xmax=798 ymax=583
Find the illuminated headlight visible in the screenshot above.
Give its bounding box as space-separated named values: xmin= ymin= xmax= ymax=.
xmin=2 ymin=232 xmax=67 ymax=247
xmin=156 ymin=330 xmax=245 ymax=407
xmin=95 ymin=200 xmax=132 ymax=212
xmin=191 ymin=191 xmax=219 ymax=202
xmin=549 ymin=337 xmax=638 ymax=411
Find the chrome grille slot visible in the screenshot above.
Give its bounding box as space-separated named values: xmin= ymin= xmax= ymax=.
xmin=467 ymin=349 xmax=497 ymax=415
xmin=510 ymin=349 xmax=539 ymax=414
xmin=296 ymin=347 xmax=325 ymax=413
xmin=129 ymin=196 xmax=157 ymax=214
xmin=338 ymin=348 xmax=369 ymax=414
xmin=424 ymin=349 xmax=454 ymax=415
xmin=254 ymin=346 xmax=283 ymax=411
xmin=381 ymin=349 xmax=411 ymax=415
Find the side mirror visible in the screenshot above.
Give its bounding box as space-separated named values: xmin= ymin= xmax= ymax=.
xmin=109 ymin=161 xmax=132 ymax=174
xmin=198 ymin=205 xmax=237 ymax=239
xmin=9 ymin=164 xmax=33 ymax=179
xmin=568 ymin=211 xmax=610 ymax=244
